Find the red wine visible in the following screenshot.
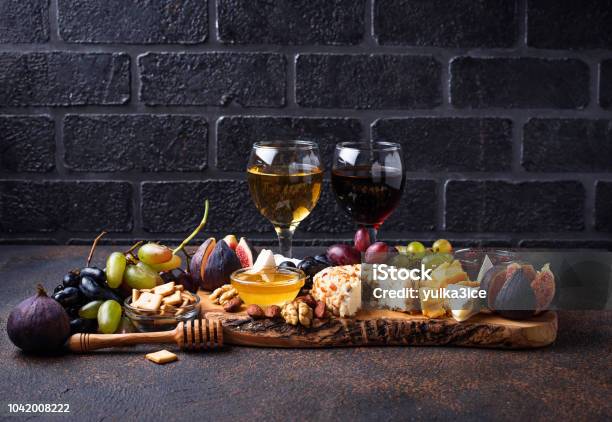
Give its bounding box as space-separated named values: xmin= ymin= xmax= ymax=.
xmin=331 ymin=165 xmax=404 ymax=227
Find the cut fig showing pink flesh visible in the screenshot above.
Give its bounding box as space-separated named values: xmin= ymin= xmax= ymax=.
xmin=236 ymin=237 xmax=255 ymax=268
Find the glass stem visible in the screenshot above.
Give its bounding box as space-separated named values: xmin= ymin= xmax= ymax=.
xmin=275 ymin=225 xmax=295 ymax=258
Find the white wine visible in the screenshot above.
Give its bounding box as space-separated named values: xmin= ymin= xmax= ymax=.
xmin=247 ymin=164 xmax=323 ymax=227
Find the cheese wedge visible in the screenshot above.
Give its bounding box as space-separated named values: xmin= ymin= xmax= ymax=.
xmin=418 ymin=287 xmax=446 ymax=319
xmin=446 ymin=284 xmax=482 ymax=322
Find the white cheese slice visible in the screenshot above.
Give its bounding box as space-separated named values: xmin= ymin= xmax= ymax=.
xmin=446 ymin=284 xmax=481 ymax=322
xmin=477 ymin=255 xmax=493 ymax=284
xmin=248 ymin=249 xmax=277 ymax=280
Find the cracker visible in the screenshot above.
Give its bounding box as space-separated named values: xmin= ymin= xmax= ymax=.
xmin=163 ymin=291 xmax=182 ymax=306
xmin=153 ymin=282 xmax=175 ymax=297
xmin=145 ymin=349 xmax=178 ymax=365
xmin=133 ymin=292 xmax=163 ymax=311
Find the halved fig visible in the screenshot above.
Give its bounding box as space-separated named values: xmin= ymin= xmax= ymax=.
xmin=506 ymin=262 xmax=536 ymax=282
xmin=494 ymin=268 xmax=537 ymax=320
xmin=203 ymin=240 xmax=242 ymax=291
xmin=531 ymin=263 xmax=555 ymax=314
xmin=236 ymin=237 xmax=257 ymax=268
xmin=481 ymin=264 xmax=509 ymax=309
xmin=223 ymin=234 xmax=238 ymax=250
xmin=190 ymin=238 xmax=216 ymax=288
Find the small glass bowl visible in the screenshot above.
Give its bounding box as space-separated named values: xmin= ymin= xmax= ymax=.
xmin=230 ymin=267 xmax=306 ymax=306
xmin=454 ymin=248 xmax=517 ymax=280
xmin=123 ymin=293 xmax=200 ymax=332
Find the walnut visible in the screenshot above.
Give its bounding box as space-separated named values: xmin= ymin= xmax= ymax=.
xmin=281 ymin=302 xmax=298 ymax=325
xmin=297 ymin=301 xmax=313 ymax=328
xmin=210 ymin=284 xmax=238 ymax=305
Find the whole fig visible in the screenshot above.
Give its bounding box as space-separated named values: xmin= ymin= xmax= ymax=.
xmin=7 ymin=285 xmax=70 ymax=353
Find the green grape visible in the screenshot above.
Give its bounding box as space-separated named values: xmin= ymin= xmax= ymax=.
xmin=421 ymin=253 xmax=453 ymax=270
xmin=78 ymin=300 xmax=103 ymax=319
xmin=106 ymin=252 xmax=127 ymax=288
xmin=388 ymin=254 xmax=415 ymax=269
xmin=432 ymin=239 xmax=452 ymax=254
xmin=97 ymin=300 xmax=122 ymax=334
xmin=123 ymin=263 xmax=160 ymax=289
xmin=148 ymin=254 xmax=182 ymax=272
xmin=407 ymin=241 xmax=426 ymax=256
xmin=137 ymin=262 xmax=163 ymax=282
xmin=138 ymin=243 xmax=173 ymax=265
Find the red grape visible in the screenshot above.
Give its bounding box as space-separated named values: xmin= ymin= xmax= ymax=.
xmin=365 ymin=242 xmax=390 ymax=264
xmin=326 ymin=244 xmax=361 ymax=266
xmin=354 ymin=227 xmax=371 ymax=253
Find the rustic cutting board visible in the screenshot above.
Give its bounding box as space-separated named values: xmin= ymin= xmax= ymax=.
xmin=198 ymin=292 xmax=558 ymax=349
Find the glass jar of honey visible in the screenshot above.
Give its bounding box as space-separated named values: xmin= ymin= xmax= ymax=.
xmin=230 ymin=267 xmax=305 ymax=306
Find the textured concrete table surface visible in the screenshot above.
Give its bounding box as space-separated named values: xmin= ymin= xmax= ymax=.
xmin=0 ymin=246 xmax=610 ymax=421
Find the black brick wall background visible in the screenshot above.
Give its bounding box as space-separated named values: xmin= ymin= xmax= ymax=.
xmin=1 ymin=0 xmax=611 ymax=249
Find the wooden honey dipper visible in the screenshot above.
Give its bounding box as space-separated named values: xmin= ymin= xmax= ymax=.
xmin=68 ymin=319 xmax=223 ymax=353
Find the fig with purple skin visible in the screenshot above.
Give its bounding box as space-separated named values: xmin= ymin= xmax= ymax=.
xmin=7 ymin=285 xmax=71 ymax=353
xmin=203 ymin=240 xmax=242 ymax=291
xmin=189 ymin=238 xmax=216 ymax=287
xmin=223 ymin=234 xmax=238 ymax=250
xmin=481 ymin=265 xmax=509 ymax=309
xmin=326 ymin=244 xmax=360 ymax=266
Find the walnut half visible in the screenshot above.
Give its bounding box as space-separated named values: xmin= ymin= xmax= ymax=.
xmin=281 ymin=302 xmax=298 ymax=325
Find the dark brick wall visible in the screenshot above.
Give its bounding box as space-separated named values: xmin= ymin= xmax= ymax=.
xmin=1 ymin=0 xmax=611 ymax=249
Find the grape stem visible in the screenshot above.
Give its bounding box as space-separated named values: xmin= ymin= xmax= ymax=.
xmin=123 ymin=240 xmax=143 ymax=256
xmin=86 ymin=231 xmax=107 ymax=266
xmin=172 ymin=200 xmax=209 ymax=258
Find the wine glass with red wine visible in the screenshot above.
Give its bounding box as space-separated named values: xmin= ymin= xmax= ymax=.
xmin=331 ymin=141 xmax=404 ymax=241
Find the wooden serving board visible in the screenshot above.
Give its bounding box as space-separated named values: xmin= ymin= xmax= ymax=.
xmin=198 ymin=292 xmax=558 ymax=349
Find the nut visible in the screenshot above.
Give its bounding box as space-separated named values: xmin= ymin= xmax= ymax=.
xmin=223 ymin=296 xmax=242 ymax=313
xmin=314 ymin=301 xmax=326 ymax=319
xmin=218 ymin=288 xmax=239 ymax=305
xmin=246 ymin=304 xmax=265 ymax=319
xmin=295 ymin=294 xmax=316 ymax=308
xmin=264 ymin=305 xmax=281 ymax=319
xmin=297 ymin=301 xmax=313 ymax=327
xmin=210 ymin=284 xmax=239 ymax=305
xmin=281 ymin=302 xmax=298 ymax=325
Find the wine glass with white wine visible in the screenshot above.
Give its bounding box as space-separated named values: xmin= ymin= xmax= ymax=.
xmin=247 ymin=140 xmax=323 ymax=258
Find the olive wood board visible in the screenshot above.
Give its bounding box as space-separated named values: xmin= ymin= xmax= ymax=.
xmin=198 ymin=292 xmax=558 ymax=349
